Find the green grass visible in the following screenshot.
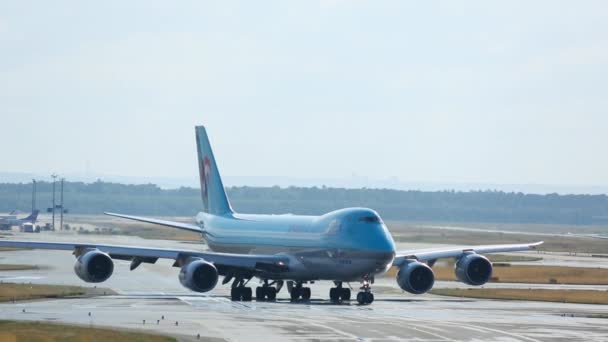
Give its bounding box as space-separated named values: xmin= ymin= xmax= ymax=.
xmin=0 ymin=282 xmax=114 ymax=302
xmin=485 ymin=254 xmax=543 ymax=263
xmin=430 ymin=288 xmax=608 ymax=305
xmin=0 ymin=320 xmax=176 ymax=342
xmin=432 ymin=265 xmax=608 ymax=285
xmin=0 ymin=264 xmax=38 ymax=271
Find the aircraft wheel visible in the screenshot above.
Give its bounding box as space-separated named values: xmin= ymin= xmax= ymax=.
xmin=256 ymin=287 xmax=265 ymax=301
xmin=340 ymin=288 xmax=351 ymax=301
xmin=267 ymin=287 xmax=277 ymax=301
xmin=329 ymin=288 xmax=339 ymax=302
xmin=302 ymin=287 xmax=311 ymax=301
xmin=357 ymin=291 xmax=373 ymax=305
xmin=231 ymin=287 xmax=240 ymax=301
xmin=290 ymin=288 xmax=301 ymax=302
xmin=242 ymin=287 xmax=252 ymax=301
xmin=356 ymin=292 xmax=364 ymax=304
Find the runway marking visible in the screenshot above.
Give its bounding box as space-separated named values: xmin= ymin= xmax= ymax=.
xmin=7 ymin=290 xmax=602 ymax=342
xmin=425 ymin=320 xmax=544 ymax=342
xmin=253 ymin=307 xmax=362 ymax=340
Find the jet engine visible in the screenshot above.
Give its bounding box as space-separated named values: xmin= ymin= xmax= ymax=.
xmin=74 ymin=250 xmax=114 ymax=283
xmin=178 ymin=258 xmax=219 ymax=293
xmin=396 ymin=260 xmax=435 ymax=294
xmin=455 ymin=253 xmax=493 ymax=286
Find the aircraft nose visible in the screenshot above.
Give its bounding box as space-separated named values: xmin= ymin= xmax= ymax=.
xmin=368 ymin=225 xmax=396 ymax=253
xmin=378 ymin=234 xmax=396 ymax=253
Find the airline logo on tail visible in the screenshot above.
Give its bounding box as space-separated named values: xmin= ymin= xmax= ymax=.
xmin=199 ymin=155 xmax=211 ymax=212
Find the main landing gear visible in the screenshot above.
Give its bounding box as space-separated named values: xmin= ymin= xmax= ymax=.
xmin=230 ymin=278 xmax=252 ymax=301
xmin=256 ymin=280 xmax=278 ymax=302
xmin=356 ymin=279 xmax=374 ymax=305
xmin=329 ymin=282 xmax=351 ymax=303
xmin=288 ymin=281 xmax=311 ymax=302
xmin=231 ymin=286 xmax=252 ymax=301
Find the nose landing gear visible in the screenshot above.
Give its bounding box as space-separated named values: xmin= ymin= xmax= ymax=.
xmin=356 ymin=279 xmax=374 ymax=305
xmin=329 ymin=281 xmax=351 ymax=303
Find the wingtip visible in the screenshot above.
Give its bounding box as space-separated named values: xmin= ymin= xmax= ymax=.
xmin=530 ymin=241 xmax=544 ymax=248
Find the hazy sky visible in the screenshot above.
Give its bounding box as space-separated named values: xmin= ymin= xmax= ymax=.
xmin=1 ymin=1 xmax=607 ymax=187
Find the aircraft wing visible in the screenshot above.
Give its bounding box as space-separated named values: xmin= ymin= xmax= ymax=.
xmin=393 ymin=241 xmax=543 ymax=266
xmin=0 ymin=240 xmax=288 ymax=274
xmin=104 ymin=212 xmax=202 ymax=233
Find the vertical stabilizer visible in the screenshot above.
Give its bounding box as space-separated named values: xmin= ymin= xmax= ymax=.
xmin=195 ymin=126 xmax=233 ymax=215
xmin=23 ymin=210 xmax=39 ymax=223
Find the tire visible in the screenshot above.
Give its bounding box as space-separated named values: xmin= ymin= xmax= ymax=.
xmin=340 ymin=288 xmax=351 ymax=301
xmin=256 ymin=287 xmax=265 ymax=301
xmin=367 ymin=292 xmax=374 ymax=304
xmin=243 ymin=287 xmax=253 ymax=301
xmin=267 ymin=287 xmax=277 ymax=301
xmin=231 ymin=287 xmax=241 ymax=301
xmin=290 ymin=288 xmax=300 ymax=302
xmin=302 ymin=287 xmax=311 ymax=301
xmin=329 ymin=288 xmax=338 ymax=302
xmin=356 ymin=292 xmax=364 ymax=304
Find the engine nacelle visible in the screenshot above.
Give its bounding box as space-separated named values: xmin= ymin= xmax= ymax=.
xmin=396 ymin=260 xmax=435 ymax=294
xmin=178 ymin=258 xmax=219 ymax=293
xmin=455 ymin=253 xmax=493 ymax=286
xmin=74 ymin=250 xmax=114 ymax=283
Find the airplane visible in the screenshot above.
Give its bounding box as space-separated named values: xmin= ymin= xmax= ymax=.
xmin=0 ymin=210 xmax=39 ymax=230
xmin=0 ymin=126 xmax=543 ymax=305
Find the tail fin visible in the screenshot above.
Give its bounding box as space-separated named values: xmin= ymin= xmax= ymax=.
xmin=195 ymin=126 xmax=233 ymax=215
xmin=23 ymin=210 xmax=39 ymax=222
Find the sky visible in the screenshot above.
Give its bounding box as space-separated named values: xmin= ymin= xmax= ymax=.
xmin=1 ymin=1 xmax=607 ymax=191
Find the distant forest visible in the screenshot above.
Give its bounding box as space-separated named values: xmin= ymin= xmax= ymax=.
xmin=1 ymin=180 xmax=607 ymax=225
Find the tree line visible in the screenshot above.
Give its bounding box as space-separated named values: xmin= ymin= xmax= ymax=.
xmin=1 ymin=180 xmax=607 ymax=225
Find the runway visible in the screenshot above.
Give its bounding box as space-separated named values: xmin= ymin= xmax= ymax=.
xmin=2 ymin=293 xmax=608 ymax=342
xmin=0 ymin=232 xmax=607 ymax=341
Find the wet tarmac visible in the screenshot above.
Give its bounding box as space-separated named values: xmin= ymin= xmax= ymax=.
xmin=0 ymin=232 xmax=607 ymax=341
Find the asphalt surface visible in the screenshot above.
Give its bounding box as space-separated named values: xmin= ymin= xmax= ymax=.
xmin=0 ymin=232 xmax=607 ymax=341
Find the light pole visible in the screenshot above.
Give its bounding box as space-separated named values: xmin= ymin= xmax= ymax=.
xmin=59 ymin=178 xmax=64 ymax=231
xmin=31 ymin=179 xmax=36 ymax=213
xmin=51 ymin=174 xmax=58 ymax=230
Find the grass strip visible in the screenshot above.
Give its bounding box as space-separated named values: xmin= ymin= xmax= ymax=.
xmin=385 ymin=264 xmax=608 ymax=285
xmin=0 ymin=320 xmax=176 ymax=342
xmin=0 ymin=264 xmax=37 ymax=271
xmin=430 ymin=288 xmax=608 ymax=305
xmin=0 ymin=283 xmax=112 ymax=302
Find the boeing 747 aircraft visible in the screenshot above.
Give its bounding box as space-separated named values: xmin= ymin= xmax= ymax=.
xmin=0 ymin=126 xmax=542 ymax=304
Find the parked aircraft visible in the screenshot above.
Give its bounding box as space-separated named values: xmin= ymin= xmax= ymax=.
xmin=0 ymin=126 xmax=542 ymax=304
xmin=0 ymin=210 xmax=39 ymax=230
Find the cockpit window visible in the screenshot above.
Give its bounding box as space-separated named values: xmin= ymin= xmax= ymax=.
xmin=326 ymin=219 xmax=342 ymax=234
xmin=359 ymin=216 xmax=381 ymax=223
